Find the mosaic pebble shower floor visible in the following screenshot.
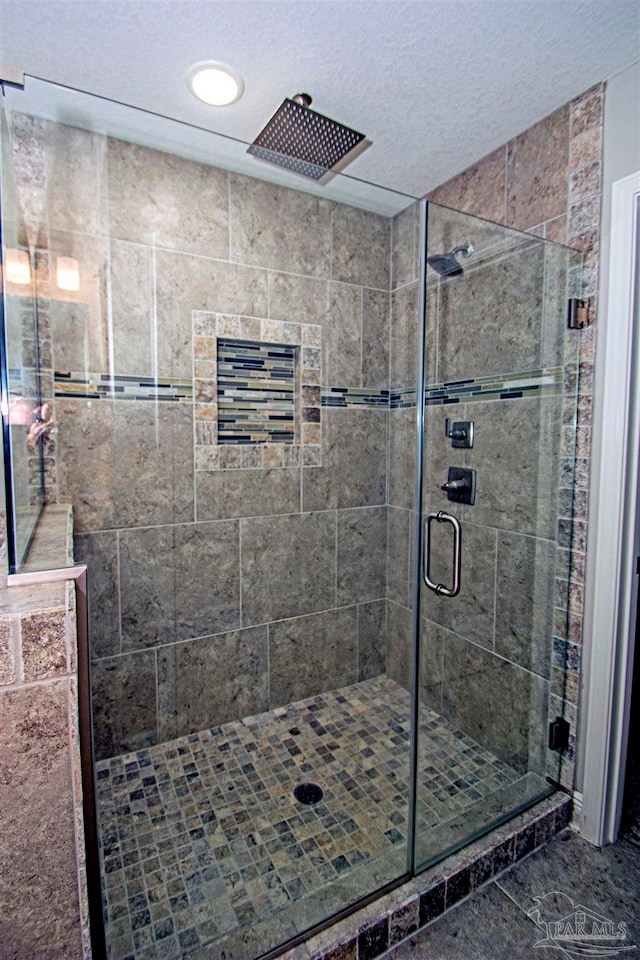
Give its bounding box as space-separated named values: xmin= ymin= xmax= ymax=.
xmin=96 ymin=676 xmax=523 ymax=960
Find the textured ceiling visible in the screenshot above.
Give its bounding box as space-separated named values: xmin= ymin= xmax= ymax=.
xmin=0 ymin=0 xmax=638 ymax=198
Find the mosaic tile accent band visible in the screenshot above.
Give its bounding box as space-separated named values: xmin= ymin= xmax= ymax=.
xmin=217 ymin=339 xmax=296 ymax=445
xmin=390 ymin=368 xmax=564 ymax=409
xmin=54 ymin=369 xmax=562 ymax=410
xmin=321 ymin=387 xmax=389 ymax=408
xmin=389 ymin=388 xmax=417 ymax=409
xmin=424 ymin=368 xmax=563 ymax=405
xmin=54 ymin=372 xmax=193 ymax=401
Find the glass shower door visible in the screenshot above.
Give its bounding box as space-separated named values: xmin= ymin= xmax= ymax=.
xmin=0 ymin=105 xmax=45 ymax=572
xmin=415 ymin=202 xmax=582 ymax=869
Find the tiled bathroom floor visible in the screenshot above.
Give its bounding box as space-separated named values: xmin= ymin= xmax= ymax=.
xmin=95 ymin=676 xmax=527 ymax=960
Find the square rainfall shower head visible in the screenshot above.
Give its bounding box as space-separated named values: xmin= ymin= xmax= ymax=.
xmin=248 ymin=96 xmax=367 ymax=181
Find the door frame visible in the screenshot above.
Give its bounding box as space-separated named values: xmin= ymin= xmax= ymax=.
xmin=580 ymin=171 xmax=640 ymax=845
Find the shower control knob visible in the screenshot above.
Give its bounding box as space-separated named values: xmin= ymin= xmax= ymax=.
xmin=445 ymin=418 xmax=474 ymax=449
xmin=441 ymin=467 xmax=476 ymax=506
xmin=441 ymin=479 xmax=467 ymax=492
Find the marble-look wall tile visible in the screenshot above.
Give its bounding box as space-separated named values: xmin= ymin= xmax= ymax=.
xmin=46 ymin=121 xmax=103 ymax=235
xmin=428 ymin=147 xmax=507 ymax=224
xmin=269 ymin=607 xmax=358 ymax=706
xmin=21 ymin=609 xmax=68 ymax=681
xmin=119 ymin=520 xmax=240 ymax=649
xmin=240 ymin=512 xmax=336 ymax=625
xmin=332 ymin=205 xmax=390 ymax=290
xmin=422 ymin=403 xmax=464 ymax=516
xmin=392 ymin=203 xmax=419 ymax=289
xmin=362 ymin=289 xmax=390 ymax=390
xmin=506 ymin=106 xmax=570 ymax=230
xmin=357 ymin=600 xmax=387 ymax=681
xmin=56 ymin=399 xmax=118 ymax=533
xmin=230 ymin=173 xmax=333 ymax=277
xmin=0 ymin=682 xmax=83 ymax=959
xmin=48 ymin=231 xmax=109 ymax=375
xmin=157 ymin=626 xmax=268 ymax=739
xmin=268 ymin=271 xmax=328 ymax=327
xmin=421 ymin=521 xmax=496 ymax=650
xmin=155 ymin=250 xmax=268 ymax=378
xmin=387 ymin=507 xmax=412 ymax=608
xmin=337 ymin=506 xmax=387 ymax=606
xmin=196 ymin=467 xmax=301 ymax=521
xmin=0 ymin=621 xmax=16 ymax=685
xmin=12 ymin=113 xmax=48 ymax=250
xmin=495 ymin=532 xmax=555 ymax=677
xmin=386 ymin=600 xmax=412 ymax=691
xmin=570 ymin=84 xmax=604 ymax=139
xmin=173 ymin=522 xmax=241 ymax=641
xmin=438 ymin=243 xmax=544 ymax=382
xmin=463 ymin=397 xmax=561 ymax=540
xmin=51 ymin=301 xmax=97 ymax=375
xmin=570 ymin=126 xmax=603 ymax=174
xmin=104 ymin=138 xmax=229 ymax=258
xmin=542 ymin=243 xmax=578 ymax=368
xmin=390 ymin=282 xmax=420 ymax=390
xmin=388 ymin=407 xmax=416 ymax=512
xmin=325 ymin=282 xmax=362 ymax=386
xmin=118 ymin=524 xmax=174 ymax=647
xmin=109 ymin=240 xmax=153 ymax=376
xmin=113 ymin=401 xmax=194 ymax=529
xmin=441 ymin=633 xmax=545 ymax=773
xmin=74 ymin=532 xmax=120 ymax=659
xmin=419 ymin=617 xmax=446 ymax=713
xmin=302 ymin=409 xmax=387 ymax=511
xmin=91 ymin=651 xmax=157 ymax=759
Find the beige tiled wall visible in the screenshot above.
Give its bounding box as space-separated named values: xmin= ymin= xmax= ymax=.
xmin=7 ymin=82 xmax=602 ymax=786
xmin=426 ymin=84 xmax=604 ymax=787
xmin=10 ymin=116 xmax=400 ymax=759
xmin=0 ymin=568 xmax=87 ymax=958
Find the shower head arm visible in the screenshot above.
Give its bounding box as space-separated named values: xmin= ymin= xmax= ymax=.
xmin=450 ymin=242 xmax=475 ymax=259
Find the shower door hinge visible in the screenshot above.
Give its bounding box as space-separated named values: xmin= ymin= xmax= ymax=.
xmin=0 ymin=62 xmax=25 ymax=88
xmin=548 ymin=716 xmax=570 ymax=751
xmin=567 ymin=298 xmax=590 ymax=330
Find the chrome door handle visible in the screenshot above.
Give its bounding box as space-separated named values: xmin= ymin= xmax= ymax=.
xmin=423 ymin=511 xmax=461 ymax=597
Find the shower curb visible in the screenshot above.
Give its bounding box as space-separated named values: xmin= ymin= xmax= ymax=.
xmin=279 ymin=791 xmax=571 ymax=960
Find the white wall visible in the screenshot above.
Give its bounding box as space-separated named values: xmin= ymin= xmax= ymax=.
xmin=579 ymin=59 xmax=640 ymax=804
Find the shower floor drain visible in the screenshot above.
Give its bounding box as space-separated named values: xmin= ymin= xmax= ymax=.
xmin=293 ymin=782 xmax=323 ymax=805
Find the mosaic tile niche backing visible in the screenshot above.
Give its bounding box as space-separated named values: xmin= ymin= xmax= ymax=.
xmin=193 ymin=312 xmax=323 ymax=470
xmin=217 ymin=339 xmax=296 ymax=445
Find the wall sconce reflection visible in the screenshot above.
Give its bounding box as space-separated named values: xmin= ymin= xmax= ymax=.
xmin=26 ymin=401 xmax=57 ymax=451
xmin=5 ymin=248 xmax=32 ymax=285
xmin=6 ymin=396 xmax=57 ymax=451
xmin=56 ymin=256 xmax=80 ymax=292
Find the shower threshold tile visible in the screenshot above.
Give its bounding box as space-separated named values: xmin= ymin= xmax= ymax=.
xmin=96 ymin=676 xmax=523 ymax=960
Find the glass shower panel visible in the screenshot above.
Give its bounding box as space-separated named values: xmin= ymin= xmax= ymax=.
xmin=0 ymin=105 xmax=44 ymax=571
xmin=415 ymin=202 xmax=581 ymax=869
xmin=1 ymin=76 xmax=419 ymax=960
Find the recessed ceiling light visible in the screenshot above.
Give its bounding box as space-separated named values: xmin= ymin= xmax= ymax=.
xmin=186 ymin=61 xmax=244 ymax=106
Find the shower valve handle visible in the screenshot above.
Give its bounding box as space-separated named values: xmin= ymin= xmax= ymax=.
xmin=441 ymin=478 xmax=467 ymax=493
xmin=445 ymin=418 xmax=474 ymax=448
xmin=441 ymin=467 xmax=476 ymax=505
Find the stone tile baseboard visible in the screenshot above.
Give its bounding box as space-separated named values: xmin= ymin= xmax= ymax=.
xmin=277 ymin=792 xmax=571 ymax=960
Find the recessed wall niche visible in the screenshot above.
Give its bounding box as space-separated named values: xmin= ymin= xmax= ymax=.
xmin=193 ymin=311 xmax=322 ymax=470
xmin=217 ymin=339 xmax=296 ymax=446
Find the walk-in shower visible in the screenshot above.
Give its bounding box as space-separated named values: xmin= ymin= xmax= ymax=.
xmin=0 ymin=75 xmax=583 ymax=960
